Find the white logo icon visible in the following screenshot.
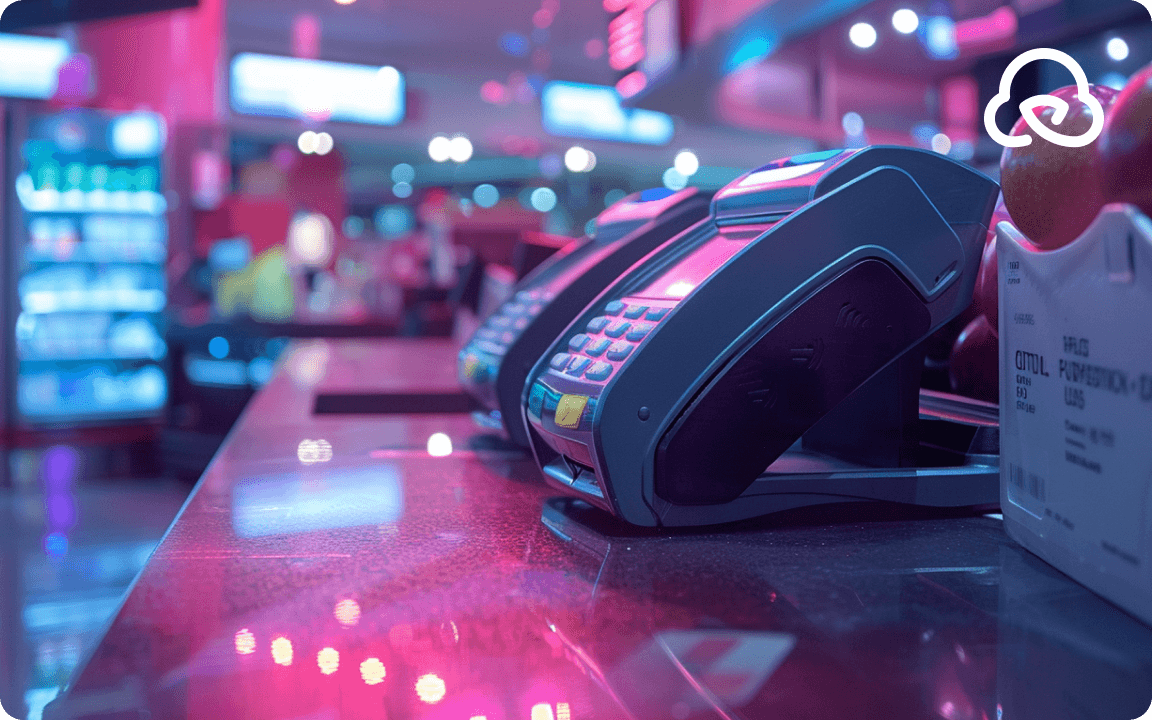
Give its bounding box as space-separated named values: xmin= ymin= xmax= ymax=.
xmin=1134 ymin=0 xmax=1152 ymax=20
xmin=984 ymin=48 xmax=1106 ymax=150
xmin=1136 ymin=699 xmax=1152 ymax=720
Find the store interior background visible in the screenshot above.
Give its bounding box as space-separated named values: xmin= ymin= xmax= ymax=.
xmin=0 ymin=0 xmax=1148 ymax=716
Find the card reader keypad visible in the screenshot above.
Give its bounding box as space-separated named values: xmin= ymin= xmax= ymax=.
xmin=547 ymin=301 xmax=671 ymax=385
xmin=461 ymin=287 xmax=556 ymax=383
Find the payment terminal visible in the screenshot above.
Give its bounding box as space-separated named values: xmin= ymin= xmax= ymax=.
xmin=459 ymin=187 xmax=712 ymax=447
xmin=524 ymin=147 xmax=1001 ymax=526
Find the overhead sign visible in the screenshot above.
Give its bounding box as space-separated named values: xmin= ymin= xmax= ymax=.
xmin=230 ymin=53 xmax=405 ymax=126
xmin=0 ymin=33 xmax=69 ymax=98
xmin=541 ymin=81 xmax=674 ymax=145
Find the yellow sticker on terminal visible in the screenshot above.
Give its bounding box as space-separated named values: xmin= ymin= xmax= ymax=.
xmin=555 ymin=394 xmax=589 ymax=429
xmin=463 ymin=355 xmax=479 ymax=378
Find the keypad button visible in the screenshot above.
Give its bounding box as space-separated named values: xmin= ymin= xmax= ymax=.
xmin=568 ymin=334 xmax=591 ymax=352
xmin=626 ymin=323 xmax=654 ymax=342
xmin=477 ymin=328 xmax=498 ymax=341
xmin=606 ymin=341 xmax=633 ymax=361
xmin=585 ymin=338 xmax=611 ymax=357
xmin=500 ymin=331 xmax=516 ymax=344
xmin=564 ymin=357 xmax=592 ymax=377
xmin=645 ymin=307 xmax=670 ymax=321
xmin=506 ymin=303 xmax=527 ymax=316
xmin=550 ymin=353 xmax=571 ymax=370
xmin=477 ymin=341 xmax=504 ymax=356
xmin=515 ymin=290 xmax=538 ymax=303
xmin=623 ymin=304 xmax=649 ymax=319
xmin=605 ymin=321 xmax=631 ymax=338
xmin=491 ymin=315 xmax=512 ymax=329
xmin=586 ymin=316 xmax=610 ymax=333
xmin=512 ymin=317 xmax=529 ymax=330
xmin=604 ymin=300 xmax=626 ymax=316
xmin=527 ymin=304 xmax=544 ymax=316
xmin=584 ymin=361 xmax=613 ymax=381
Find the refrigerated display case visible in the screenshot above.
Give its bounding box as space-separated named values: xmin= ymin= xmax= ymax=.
xmin=7 ymin=108 xmax=168 ymax=427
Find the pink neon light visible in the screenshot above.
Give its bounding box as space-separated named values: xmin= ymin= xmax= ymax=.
xmin=609 ymin=43 xmax=644 ymax=70
xmin=616 ymin=71 xmax=647 ymax=98
xmin=955 ymin=7 xmax=1017 ymax=48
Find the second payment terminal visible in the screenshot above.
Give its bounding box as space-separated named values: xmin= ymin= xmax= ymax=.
xmin=459 ymin=188 xmax=712 ymax=447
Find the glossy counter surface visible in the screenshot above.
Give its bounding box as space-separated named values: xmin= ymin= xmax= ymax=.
xmin=47 ymin=339 xmax=1152 ymax=720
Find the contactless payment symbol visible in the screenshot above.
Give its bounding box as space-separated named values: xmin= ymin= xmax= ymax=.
xmin=984 ymin=49 xmax=1106 ymax=149
xmin=555 ymin=394 xmax=589 ymax=429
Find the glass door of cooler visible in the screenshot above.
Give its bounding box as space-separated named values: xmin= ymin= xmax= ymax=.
xmin=8 ymin=108 xmax=168 ymax=426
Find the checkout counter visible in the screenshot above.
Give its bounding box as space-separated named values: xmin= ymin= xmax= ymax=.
xmin=42 ymin=336 xmax=1152 ymax=720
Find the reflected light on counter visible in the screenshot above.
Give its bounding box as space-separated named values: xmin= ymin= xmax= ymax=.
xmin=271 ymin=636 xmax=294 ymax=666
xmin=317 ymin=647 xmax=340 ymax=674
xmin=334 ymin=598 xmax=361 ymax=627
xmin=531 ymin=703 xmax=556 ymax=720
xmin=415 ymin=673 xmax=447 ymax=704
xmin=297 ymin=438 xmax=333 ymax=464
xmin=427 ymin=433 xmax=454 ymax=457
xmin=235 ymin=628 xmax=256 ymax=655
xmin=361 ymin=657 xmax=386 ymax=685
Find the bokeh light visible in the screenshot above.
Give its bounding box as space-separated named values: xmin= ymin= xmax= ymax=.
xmin=662 ymin=167 xmax=688 ymax=191
xmin=415 ymin=673 xmax=447 ymax=704
xmin=288 ymin=213 xmax=334 ymax=266
xmin=208 ymin=336 xmax=229 ymax=359
xmin=271 ymin=637 xmax=293 ymax=666
xmin=391 ymin=163 xmax=415 ymax=184
xmin=1107 ymin=37 xmax=1130 ymax=62
xmin=314 ymin=132 xmax=334 ymax=155
xmin=427 ymin=432 xmax=453 ymax=457
xmin=361 ymin=657 xmax=386 ymax=685
xmin=564 ymin=146 xmax=596 ymax=173
xmin=842 ymin=111 xmax=865 ymax=136
xmin=235 ymin=628 xmax=256 ymax=655
xmin=473 ymin=184 xmax=500 ymax=208
xmin=892 ymin=9 xmax=919 ymax=34
xmin=334 ymin=598 xmax=361 ymax=626
xmin=449 ymin=136 xmax=473 ymax=163
xmin=850 ymin=22 xmax=878 ymax=49
xmin=931 ymin=132 xmax=952 ymax=155
xmin=317 ymin=647 xmax=340 ymax=674
xmin=673 ymin=150 xmax=699 ymax=176
xmin=530 ymin=187 xmax=558 ymax=212
xmin=428 ymin=135 xmax=451 ymax=162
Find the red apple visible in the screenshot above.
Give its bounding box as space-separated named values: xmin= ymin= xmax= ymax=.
xmin=1000 ymin=84 xmax=1119 ymax=251
xmin=1099 ymin=65 xmax=1152 ymax=217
